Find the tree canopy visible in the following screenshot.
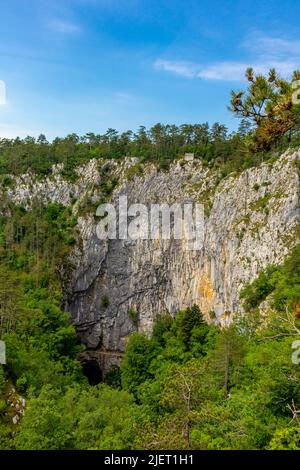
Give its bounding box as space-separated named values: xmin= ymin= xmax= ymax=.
xmin=230 ymin=68 xmax=300 ymax=150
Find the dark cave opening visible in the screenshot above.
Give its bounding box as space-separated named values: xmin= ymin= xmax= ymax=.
xmin=81 ymin=360 xmax=103 ymax=385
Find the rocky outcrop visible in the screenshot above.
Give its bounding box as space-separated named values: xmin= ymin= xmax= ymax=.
xmin=2 ymin=150 xmax=300 ymax=355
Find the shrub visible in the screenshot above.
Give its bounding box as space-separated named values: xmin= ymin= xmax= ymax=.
xmin=101 ymin=295 xmax=110 ymax=309
xmin=128 ymin=308 xmax=138 ymax=327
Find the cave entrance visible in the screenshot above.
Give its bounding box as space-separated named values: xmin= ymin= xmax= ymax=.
xmin=82 ymin=359 xmax=103 ymax=385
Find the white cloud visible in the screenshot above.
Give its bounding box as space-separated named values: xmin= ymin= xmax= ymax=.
xmin=154 ymin=60 xmax=198 ymax=78
xmin=197 ymin=60 xmax=300 ymax=81
xmin=48 ymin=20 xmax=82 ymax=34
xmin=154 ymin=59 xmax=251 ymax=82
xmin=154 ymin=32 xmax=300 ymax=82
xmin=197 ymin=62 xmax=249 ymax=81
xmin=242 ymin=33 xmax=300 ymax=58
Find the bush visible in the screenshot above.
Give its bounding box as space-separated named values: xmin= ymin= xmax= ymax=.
xmin=177 ymin=305 xmax=206 ymax=351
xmin=128 ymin=308 xmax=138 ymax=327
xmin=0 ymin=366 xmax=5 ymax=392
xmin=240 ymin=266 xmax=277 ymax=310
xmin=121 ymin=333 xmax=159 ymax=397
xmin=101 ymin=295 xmax=110 ymax=309
xmin=241 ymin=245 xmax=300 ymax=311
xmin=152 ymin=314 xmax=173 ymax=347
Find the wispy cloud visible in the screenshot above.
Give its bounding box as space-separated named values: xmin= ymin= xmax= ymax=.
xmin=242 ymin=33 xmax=300 ymax=58
xmin=197 ymin=60 xmax=300 ymax=81
xmin=154 ymin=32 xmax=300 ymax=82
xmin=48 ymin=20 xmax=82 ymax=34
xmin=198 ymin=62 xmax=249 ymax=81
xmin=154 ymin=60 xmax=198 ymax=78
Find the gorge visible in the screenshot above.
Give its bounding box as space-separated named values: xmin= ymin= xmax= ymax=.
xmin=4 ymin=149 xmax=300 ymax=375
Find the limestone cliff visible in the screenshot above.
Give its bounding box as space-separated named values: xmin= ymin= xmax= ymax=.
xmin=2 ymin=149 xmax=300 ymax=355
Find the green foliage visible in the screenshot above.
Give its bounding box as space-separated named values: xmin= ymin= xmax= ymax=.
xmin=152 ymin=314 xmax=173 ymax=347
xmin=0 ymin=113 xmax=299 ymax=189
xmin=125 ymin=163 xmax=144 ymax=181
xmin=175 ymin=305 xmax=208 ymax=351
xmin=230 ymin=68 xmax=300 ymax=151
xmin=101 ymin=295 xmax=110 ymax=309
xmin=128 ymin=308 xmax=139 ymax=327
xmin=121 ymin=333 xmax=159 ymax=398
xmin=0 ymin=367 xmax=5 ymax=392
xmin=104 ymin=366 xmax=122 ymax=389
xmin=0 ymin=120 xmax=292 ymax=182
xmin=241 ymin=244 xmax=300 ymax=311
xmin=1 ymin=293 xmax=299 ymax=450
xmin=130 ymin=311 xmax=300 ymax=450
xmin=0 ymin=175 xmax=13 ymax=188
xmin=241 ymin=265 xmax=278 ymax=310
xmin=0 ymin=100 xmax=299 ymax=450
xmin=0 ymin=422 xmax=13 ymax=450
xmin=99 ymin=175 xmax=119 ymax=202
xmin=15 ymin=384 xmax=137 ymax=450
xmin=269 ymin=427 xmax=300 ymax=450
xmin=0 ymin=201 xmax=85 ymax=399
xmin=249 ymin=193 xmax=271 ymax=212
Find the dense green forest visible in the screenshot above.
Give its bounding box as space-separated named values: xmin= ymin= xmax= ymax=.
xmin=1 ymin=119 xmax=300 ymax=183
xmin=0 ymin=68 xmax=300 ymax=450
xmin=0 ymin=198 xmax=299 ymax=449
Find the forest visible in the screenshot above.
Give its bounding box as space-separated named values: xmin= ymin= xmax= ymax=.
xmin=0 ymin=68 xmax=300 ymax=450
xmin=0 ymin=211 xmax=299 ymax=449
xmin=0 ymin=118 xmax=300 ymax=184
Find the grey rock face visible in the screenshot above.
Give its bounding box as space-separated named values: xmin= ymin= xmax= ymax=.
xmin=2 ymin=151 xmax=300 ymax=353
xmin=65 ymin=150 xmax=300 ymax=351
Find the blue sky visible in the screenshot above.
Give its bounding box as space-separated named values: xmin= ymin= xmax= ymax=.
xmin=1 ymin=0 xmax=300 ymax=139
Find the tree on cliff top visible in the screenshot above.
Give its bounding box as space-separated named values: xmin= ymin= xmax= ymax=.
xmin=230 ymin=68 xmax=300 ymax=150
